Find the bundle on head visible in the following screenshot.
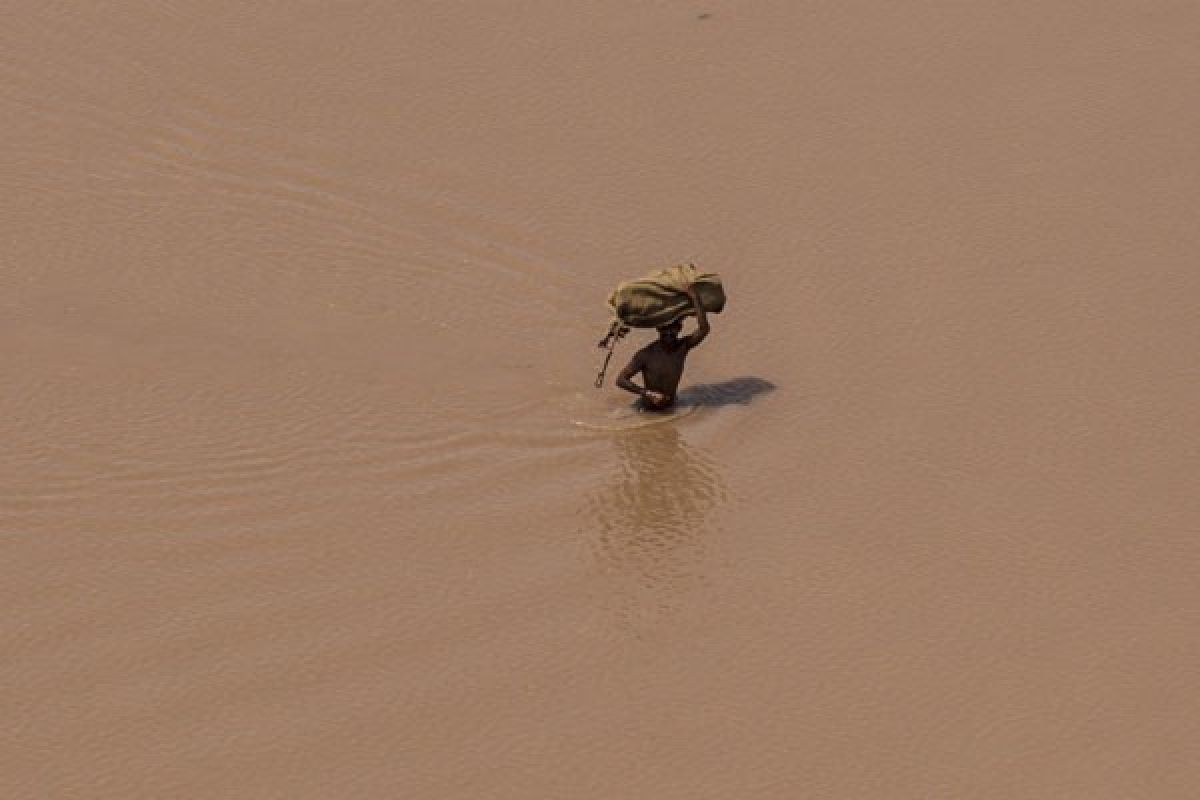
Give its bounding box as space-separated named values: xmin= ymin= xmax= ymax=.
xmin=606 ymin=263 xmax=726 ymax=329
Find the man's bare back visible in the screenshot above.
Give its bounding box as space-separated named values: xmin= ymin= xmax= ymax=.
xmin=616 ymin=284 xmax=710 ymax=410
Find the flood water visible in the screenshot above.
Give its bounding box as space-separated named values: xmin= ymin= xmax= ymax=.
xmin=4 ymin=2 xmax=1198 ymax=797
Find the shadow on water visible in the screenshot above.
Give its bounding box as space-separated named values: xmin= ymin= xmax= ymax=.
xmin=675 ymin=376 xmax=776 ymax=408
xmin=584 ymin=422 xmax=726 ymax=602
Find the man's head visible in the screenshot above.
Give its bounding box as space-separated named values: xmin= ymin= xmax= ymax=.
xmin=657 ymin=320 xmax=683 ymax=345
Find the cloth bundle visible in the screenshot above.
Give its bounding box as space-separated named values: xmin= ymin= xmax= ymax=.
xmin=606 ymin=263 xmax=726 ymax=328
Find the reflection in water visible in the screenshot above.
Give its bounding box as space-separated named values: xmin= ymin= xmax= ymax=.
xmin=585 ymin=424 xmax=725 ymax=596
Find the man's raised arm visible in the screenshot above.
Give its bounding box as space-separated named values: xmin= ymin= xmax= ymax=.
xmin=684 ymin=284 xmax=710 ymax=349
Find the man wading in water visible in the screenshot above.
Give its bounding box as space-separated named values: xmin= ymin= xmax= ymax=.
xmin=616 ymin=284 xmax=710 ymax=411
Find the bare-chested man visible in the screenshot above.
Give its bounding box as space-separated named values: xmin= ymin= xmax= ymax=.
xmin=616 ymin=284 xmax=710 ymax=411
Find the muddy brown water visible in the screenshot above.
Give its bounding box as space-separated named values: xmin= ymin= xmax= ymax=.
xmin=4 ymin=2 xmax=1198 ymax=797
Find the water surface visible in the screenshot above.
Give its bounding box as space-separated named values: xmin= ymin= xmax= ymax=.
xmin=3 ymin=2 xmax=1198 ymax=797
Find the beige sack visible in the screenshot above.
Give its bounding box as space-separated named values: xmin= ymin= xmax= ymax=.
xmin=606 ymin=263 xmax=726 ymax=328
